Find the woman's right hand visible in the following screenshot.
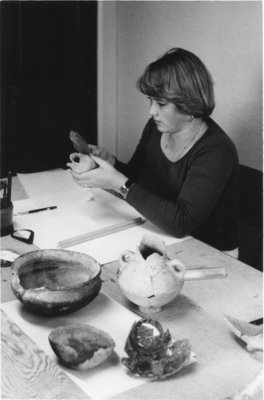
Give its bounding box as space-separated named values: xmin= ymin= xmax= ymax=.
xmin=88 ymin=145 xmax=115 ymax=166
xmin=67 ymin=152 xmax=97 ymax=173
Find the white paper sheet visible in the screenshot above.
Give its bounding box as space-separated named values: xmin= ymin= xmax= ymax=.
xmin=17 ymin=169 xmax=93 ymax=207
xmin=14 ymin=172 xmax=188 ymax=263
xmin=13 ymin=197 xmax=187 ymax=264
xmin=12 ymin=189 xmax=143 ymax=249
xmin=1 ymin=294 xmax=143 ymax=400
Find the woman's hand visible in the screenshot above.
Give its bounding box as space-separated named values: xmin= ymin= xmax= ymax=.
xmin=70 ymin=155 xmax=127 ymax=192
xmin=88 ymin=145 xmax=115 ymax=166
xmin=67 ymin=152 xmax=97 ymax=173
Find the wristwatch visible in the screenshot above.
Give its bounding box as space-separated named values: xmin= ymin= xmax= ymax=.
xmin=118 ymin=179 xmax=134 ymax=199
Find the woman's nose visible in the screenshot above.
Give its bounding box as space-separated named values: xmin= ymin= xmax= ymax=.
xmin=149 ymin=103 xmax=158 ymax=116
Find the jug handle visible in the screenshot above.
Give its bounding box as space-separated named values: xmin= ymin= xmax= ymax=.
xmin=167 ymin=259 xmax=186 ymax=280
xmin=118 ymin=250 xmax=135 ymax=276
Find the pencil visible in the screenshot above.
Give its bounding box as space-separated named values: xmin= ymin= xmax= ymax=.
xmin=7 ymin=172 xmax=12 ymax=206
xmin=58 ymin=217 xmax=146 ymax=249
xmin=2 ymin=183 xmax=7 ymax=208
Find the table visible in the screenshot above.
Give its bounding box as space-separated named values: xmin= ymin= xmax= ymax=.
xmin=1 ymin=177 xmax=263 ymax=399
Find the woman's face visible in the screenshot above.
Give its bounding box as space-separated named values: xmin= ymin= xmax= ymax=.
xmin=148 ymin=97 xmax=187 ymax=134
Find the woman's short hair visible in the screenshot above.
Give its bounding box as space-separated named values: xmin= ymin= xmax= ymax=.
xmin=137 ymin=48 xmax=215 ymax=118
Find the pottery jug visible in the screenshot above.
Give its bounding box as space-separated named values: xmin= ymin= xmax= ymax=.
xmin=117 ymin=234 xmax=186 ymax=314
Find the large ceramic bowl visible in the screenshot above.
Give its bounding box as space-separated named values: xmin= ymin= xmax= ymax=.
xmin=11 ymin=249 xmax=101 ymax=316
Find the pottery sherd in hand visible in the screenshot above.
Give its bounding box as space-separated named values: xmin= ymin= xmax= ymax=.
xmin=67 ymin=152 xmax=97 ymax=173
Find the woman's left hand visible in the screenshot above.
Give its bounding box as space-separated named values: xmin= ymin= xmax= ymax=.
xmin=70 ymin=154 xmax=127 ymax=191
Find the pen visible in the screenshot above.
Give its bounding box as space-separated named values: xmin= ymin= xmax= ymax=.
xmin=7 ymin=171 xmax=12 ymax=207
xmin=14 ymin=206 xmax=57 ymax=216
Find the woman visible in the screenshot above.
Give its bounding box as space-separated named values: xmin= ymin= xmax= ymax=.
xmin=70 ymin=48 xmax=239 ymax=256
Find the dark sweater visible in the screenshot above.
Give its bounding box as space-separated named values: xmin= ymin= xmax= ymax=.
xmin=115 ymin=117 xmax=239 ymax=251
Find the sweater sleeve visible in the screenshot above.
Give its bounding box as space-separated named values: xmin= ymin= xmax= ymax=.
xmin=125 ymin=136 xmax=238 ymax=238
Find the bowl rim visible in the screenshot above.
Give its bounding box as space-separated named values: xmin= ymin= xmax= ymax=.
xmin=11 ymin=249 xmax=101 ymax=292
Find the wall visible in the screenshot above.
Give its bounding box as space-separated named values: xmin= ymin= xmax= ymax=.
xmin=98 ymin=1 xmax=262 ymax=171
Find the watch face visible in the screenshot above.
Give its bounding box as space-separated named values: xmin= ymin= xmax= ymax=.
xmin=119 ymin=180 xmax=134 ymax=199
xmin=119 ymin=185 xmax=127 ymax=198
xmin=121 ymin=187 xmax=128 ymax=198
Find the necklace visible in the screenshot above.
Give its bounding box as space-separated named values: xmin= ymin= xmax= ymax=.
xmin=162 ymin=120 xmax=206 ymax=162
xmin=164 ymin=121 xmax=205 ymax=153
